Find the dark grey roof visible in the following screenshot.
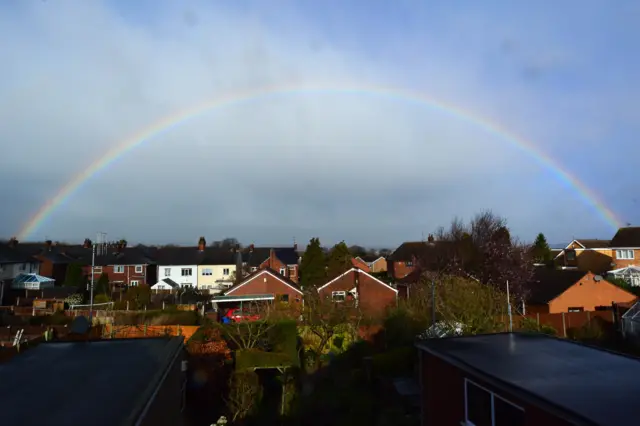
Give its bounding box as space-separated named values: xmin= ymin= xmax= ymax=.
xmin=243 ymin=247 xmax=299 ymax=267
xmin=154 ymin=246 xmax=236 ymax=266
xmin=610 ymin=227 xmax=640 ymax=247
xmin=0 ymin=337 xmax=183 ymax=426
xmin=417 ymin=332 xmax=640 ymax=426
xmin=0 ymin=244 xmax=38 ymax=264
xmin=574 ymin=239 xmax=611 ymax=249
xmin=528 ymin=268 xmax=588 ymax=304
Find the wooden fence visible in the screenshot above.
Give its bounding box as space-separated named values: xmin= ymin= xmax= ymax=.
xmin=509 ymin=310 xmax=620 ymax=337
xmin=101 ymin=324 xmax=200 ymax=341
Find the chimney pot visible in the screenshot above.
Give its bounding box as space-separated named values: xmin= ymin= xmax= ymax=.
xmin=427 ymin=234 xmax=435 ymax=243
xmin=198 ymin=237 xmax=206 ymax=251
xmin=8 ymin=237 xmax=18 ymax=248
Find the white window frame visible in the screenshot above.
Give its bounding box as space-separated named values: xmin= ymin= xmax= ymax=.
xmin=464 ymin=378 xmax=523 ymax=426
xmin=113 ymin=265 xmax=125 ymax=274
xmin=332 ymin=291 xmax=346 ymax=302
xmin=250 ymin=267 xmax=257 ymax=272
xmin=130 ymin=280 xmax=139 ymax=286
xmin=406 ymin=261 xmax=413 ymax=267
xmin=94 ymin=266 xmax=102 ymax=273
xmin=279 ymin=268 xmax=286 ymax=276
xmin=134 ymin=265 xmax=143 ymax=273
xmin=164 ymin=268 xmax=171 ymax=277
xmin=181 ymin=268 xmax=192 ymax=277
xmin=616 ymin=249 xmax=635 ymax=260
xmin=223 ymin=268 xmax=230 ymax=276
xmin=202 ymin=268 xmax=213 ymax=276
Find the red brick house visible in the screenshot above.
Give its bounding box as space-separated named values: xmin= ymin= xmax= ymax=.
xmin=351 ymin=257 xmax=371 ymax=272
xmin=223 ymin=268 xmax=303 ymax=305
xmin=527 ymin=268 xmax=637 ymax=314
xmin=244 ymin=245 xmax=300 ymax=283
xmin=81 ymin=246 xmax=157 ymax=287
xmin=317 ymin=267 xmax=397 ymax=316
xmin=416 ymin=332 xmax=640 ymax=426
xmin=388 ymin=237 xmax=448 ymax=280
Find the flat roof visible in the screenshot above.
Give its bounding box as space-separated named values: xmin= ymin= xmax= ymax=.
xmin=416 ymin=333 xmax=640 ymax=426
xmin=0 ymin=337 xmax=183 ymax=426
xmin=212 ymin=294 xmax=275 ymax=303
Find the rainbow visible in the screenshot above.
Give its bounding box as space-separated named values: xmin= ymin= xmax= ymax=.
xmin=16 ymin=84 xmax=623 ymax=240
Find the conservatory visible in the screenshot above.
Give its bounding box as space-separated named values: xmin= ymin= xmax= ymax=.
xmin=11 ymin=273 xmax=55 ymax=290
xmin=607 ymin=266 xmax=640 ymax=287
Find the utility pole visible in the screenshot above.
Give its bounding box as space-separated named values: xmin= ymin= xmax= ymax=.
xmin=89 ymin=239 xmax=96 ymax=322
xmin=506 ymin=280 xmax=513 ymax=332
xmin=431 ymin=280 xmax=436 ymax=326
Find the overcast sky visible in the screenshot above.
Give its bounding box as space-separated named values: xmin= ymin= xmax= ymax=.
xmin=1 ymin=1 xmax=638 ymax=248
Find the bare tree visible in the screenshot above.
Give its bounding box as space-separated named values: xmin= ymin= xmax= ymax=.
xmin=224 ymin=371 xmax=262 ymax=422
xmin=219 ymin=302 xmax=276 ymax=350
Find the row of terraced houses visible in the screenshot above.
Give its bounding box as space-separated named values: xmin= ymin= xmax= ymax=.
xmin=3 ymin=227 xmax=640 ymax=316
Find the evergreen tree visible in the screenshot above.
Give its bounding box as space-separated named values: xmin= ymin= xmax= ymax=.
xmin=532 ymin=233 xmax=552 ymax=264
xmin=326 ymin=241 xmax=353 ymax=279
xmin=94 ymin=272 xmax=110 ymax=295
xmin=64 ymin=263 xmax=85 ymax=287
xmin=300 ymin=238 xmax=326 ymax=289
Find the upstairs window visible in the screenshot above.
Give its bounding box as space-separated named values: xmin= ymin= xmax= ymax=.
xmin=565 ymin=250 xmax=576 ymax=261
xmin=164 ymin=268 xmax=171 ymax=277
xmin=113 ymin=265 xmax=125 ymax=273
xmin=135 ymin=265 xmax=143 ymax=273
xmin=406 ymin=261 xmax=413 ymax=267
xmin=280 ymin=294 xmax=289 ymax=303
xmin=223 ymin=268 xmax=230 ymax=276
xmin=616 ymin=249 xmax=635 ymax=260
xmin=181 ymin=268 xmax=192 ymax=276
xmin=332 ymin=291 xmax=346 ymax=302
xmin=279 ymin=268 xmax=286 ymax=276
xmin=202 ymin=268 xmax=213 ymax=276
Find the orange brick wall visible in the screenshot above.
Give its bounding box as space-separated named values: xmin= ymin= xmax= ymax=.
xmin=548 ymin=272 xmax=637 ymax=313
xmin=259 ymin=251 xmax=299 ymax=283
xmin=389 ymin=261 xmax=416 ymax=279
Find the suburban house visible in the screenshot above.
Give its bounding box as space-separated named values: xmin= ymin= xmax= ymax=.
xmin=554 ymin=227 xmax=640 ymax=274
xmin=387 ymin=236 xmax=448 ymax=280
xmin=527 ymin=268 xmax=637 ymax=314
xmin=416 ymin=332 xmax=640 ymax=426
xmin=81 ymin=244 xmax=157 ymax=287
xmin=351 ymin=257 xmax=371 ymax=272
xmin=0 ymin=239 xmax=40 ymax=281
xmin=317 ymin=267 xmax=398 ymax=316
xmin=607 ymin=265 xmax=640 ymax=287
xmin=215 ymin=268 xmax=304 ymax=308
xmin=0 ymin=337 xmax=186 ymax=426
xmin=244 ymin=245 xmax=300 ymax=283
xmin=155 ymin=238 xmax=241 ymax=291
xmin=31 ymin=240 xmax=77 ymax=283
xmin=357 ymin=254 xmax=387 ymax=273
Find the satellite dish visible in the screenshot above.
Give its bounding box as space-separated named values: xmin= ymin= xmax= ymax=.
xmin=594 ymin=275 xmax=603 ymax=282
xmin=70 ymin=316 xmax=91 ymax=335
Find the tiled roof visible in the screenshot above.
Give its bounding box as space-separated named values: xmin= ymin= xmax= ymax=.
xmin=527 ymin=268 xmax=588 ymax=304
xmin=574 ymin=239 xmax=611 ymax=249
xmin=243 ymin=247 xmax=299 ymax=267
xmin=154 ymin=247 xmax=237 ymax=266
xmin=224 ymin=267 xmax=301 ymax=295
xmin=610 ymin=227 xmax=640 ymax=247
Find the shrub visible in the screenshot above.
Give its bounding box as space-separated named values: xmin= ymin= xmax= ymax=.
xmin=519 ymin=317 xmax=557 ymax=336
xmin=93 ymin=294 xmax=111 ymax=304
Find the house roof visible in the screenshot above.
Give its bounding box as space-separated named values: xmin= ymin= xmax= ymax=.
xmin=527 ymin=268 xmax=588 ymax=305
xmin=572 ymin=239 xmax=611 ymax=249
xmin=0 ymin=243 xmax=38 ymax=264
xmin=359 ymin=254 xmax=385 ymax=263
xmin=224 ymin=268 xmax=302 ymax=295
xmin=416 ymin=332 xmax=640 ymax=426
xmin=610 ymin=227 xmax=640 ymax=247
xmin=154 ymin=246 xmax=237 ymax=266
xmin=0 ymin=337 xmax=183 ymax=426
xmin=243 ymin=247 xmax=299 ymax=267
xmin=317 ymin=267 xmax=398 ymax=293
xmin=389 ymin=242 xmax=428 ymax=261
xmin=152 ymin=278 xmax=180 ymax=289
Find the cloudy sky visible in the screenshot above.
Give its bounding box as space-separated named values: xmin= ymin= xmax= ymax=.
xmin=1 ymin=0 xmax=638 ymax=248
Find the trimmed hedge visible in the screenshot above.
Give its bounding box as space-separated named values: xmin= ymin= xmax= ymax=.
xmin=236 ymin=349 xmax=293 ymax=370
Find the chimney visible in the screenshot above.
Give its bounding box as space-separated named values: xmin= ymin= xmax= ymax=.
xmin=83 ymin=238 xmax=92 ymax=249
xmin=45 ymin=240 xmax=52 ymax=251
xmin=269 ymin=248 xmax=277 ymax=269
xmin=427 ymin=234 xmax=435 ymax=243
xmin=249 ymin=244 xmax=254 ymax=253
xmin=293 ymin=242 xmax=298 ymax=251
xmin=235 ymin=250 xmax=243 ymax=284
xmin=8 ymin=237 xmax=18 ymax=248
xmin=198 ymin=237 xmax=206 ymax=251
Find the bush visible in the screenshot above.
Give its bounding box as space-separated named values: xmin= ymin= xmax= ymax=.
xmin=371 ymin=346 xmax=416 ymax=377
xmin=94 ymin=294 xmax=111 ymax=304
xmin=519 ymin=317 xmax=557 ymax=336
xmin=113 ymin=310 xmax=199 ymax=325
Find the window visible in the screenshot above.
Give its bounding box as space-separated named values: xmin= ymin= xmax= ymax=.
xmin=202 ymin=268 xmax=213 ymax=276
xmin=223 ymin=268 xmax=230 ymax=276
xmin=135 ymin=265 xmax=143 ymax=273
xmin=280 ymin=268 xmax=286 ymax=276
xmin=280 ymin=294 xmax=289 ymax=303
xmin=250 ymin=267 xmax=257 ymax=272
xmin=113 ymin=265 xmax=125 ymax=273
xmin=616 ymin=249 xmax=635 ymax=260
xmin=164 ymin=268 xmax=171 ymax=277
xmin=565 ymin=250 xmax=576 ymax=261
xmin=332 ymin=291 xmax=346 ymax=302
xmin=181 ymin=268 xmax=192 ymax=276
xmin=130 ymin=280 xmax=139 ymax=286
xmin=30 ymin=263 xmax=38 ymax=272
xmin=568 ymin=307 xmax=584 ymax=312
xmin=288 ymin=267 xmax=296 ymax=277
xmin=406 ymin=261 xmax=413 ymax=267
xmin=465 ymin=379 xmax=523 ymax=426
xmin=19 ymin=263 xmax=26 ymax=271
xmin=94 ymin=266 xmax=102 ymax=273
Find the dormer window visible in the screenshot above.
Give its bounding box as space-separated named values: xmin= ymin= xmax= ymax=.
xmin=565 ymin=250 xmax=576 ymax=261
